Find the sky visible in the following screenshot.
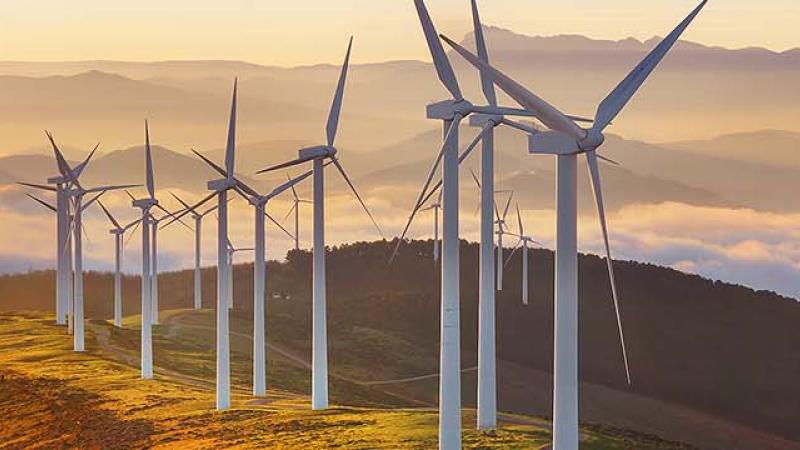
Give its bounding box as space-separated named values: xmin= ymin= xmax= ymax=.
xmin=0 ymin=0 xmax=797 ymax=66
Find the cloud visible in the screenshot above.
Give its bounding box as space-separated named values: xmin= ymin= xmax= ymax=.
xmin=3 ymin=191 xmax=800 ymax=300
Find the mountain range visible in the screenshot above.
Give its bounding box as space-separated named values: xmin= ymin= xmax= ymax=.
xmin=0 ymin=29 xmax=798 ymax=154
xmin=5 ymin=128 xmax=800 ymax=216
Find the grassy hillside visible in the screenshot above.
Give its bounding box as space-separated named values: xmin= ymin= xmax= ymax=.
xmin=1 ymin=240 xmax=799 ymax=449
xmin=0 ymin=314 xmax=691 ymax=449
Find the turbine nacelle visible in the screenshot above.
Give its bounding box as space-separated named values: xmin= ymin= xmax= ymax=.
xmin=207 ymin=178 xmax=238 ymax=192
xmin=47 ymin=175 xmax=70 ymax=185
xmin=469 ymin=113 xmax=503 ymax=128
xmin=426 ymin=99 xmax=473 ymax=121
xmin=298 ymin=145 xmax=337 ymax=161
xmin=132 ymin=198 xmax=158 ymax=209
xmin=528 ymin=129 xmax=605 ymax=156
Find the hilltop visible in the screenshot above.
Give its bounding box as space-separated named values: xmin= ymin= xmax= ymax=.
xmin=1 ymin=240 xmax=798 ymax=449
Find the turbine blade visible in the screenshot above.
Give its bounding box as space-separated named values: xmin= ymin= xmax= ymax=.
xmin=326 ymin=37 xmax=353 ymax=148
xmin=26 ymin=194 xmax=57 ymax=213
xmin=144 ymin=120 xmax=155 ymax=199
xmin=504 ymin=240 xmax=522 ymax=268
xmin=586 ymin=150 xmax=631 ymax=385
xmin=288 ymin=173 xmax=300 ymax=200
xmin=169 ymin=192 xmax=199 ymax=216
xmin=597 ymin=154 xmax=621 ymax=166
xmin=83 ymin=184 xmax=141 ymax=195
xmin=470 ymin=0 xmax=496 ymax=106
xmin=125 ymin=219 xmax=142 ymax=246
xmin=81 ymin=221 xmax=92 ymax=246
xmin=440 ymin=34 xmax=585 ymax=140
xmin=414 ymin=0 xmax=462 ymax=100
xmin=268 ymin=168 xmax=314 ymax=199
xmin=332 ymin=157 xmax=384 ymax=239
xmin=266 ymin=211 xmax=294 ymax=240
xmin=594 ymin=1 xmax=707 ymax=132
xmin=192 ymin=149 xmax=232 ymax=180
xmin=226 ymin=78 xmax=238 ymax=179
xmin=155 ymin=204 xmax=193 ymax=232
xmin=390 ymin=116 xmax=461 ymax=264
xmin=256 ymin=155 xmax=316 ymax=174
xmin=163 ymin=191 xmax=217 ymax=227
xmin=502 ymin=191 xmax=513 ymax=220
xmin=98 ymin=201 xmax=121 ymax=229
xmin=17 ymin=181 xmax=57 ymax=192
xmin=500 ymin=118 xmax=539 ymax=135
xmin=417 ymin=122 xmax=493 ymax=208
xmin=470 ymin=168 xmax=481 ymax=189
xmin=282 ymin=202 xmax=298 ymax=223
xmin=81 ymin=191 xmax=105 ymax=212
xmin=516 ymin=203 xmax=523 ymax=236
xmin=123 ymin=217 xmax=142 ymax=233
xmin=72 ymin=142 xmax=99 ymax=180
xmin=45 ymin=131 xmax=74 ymax=180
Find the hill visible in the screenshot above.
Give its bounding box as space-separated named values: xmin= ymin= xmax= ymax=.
xmin=667 ymin=130 xmax=800 ymax=168
xmin=0 ymin=314 xmax=696 ymax=449
xmin=1 ymin=240 xmax=798 ymax=449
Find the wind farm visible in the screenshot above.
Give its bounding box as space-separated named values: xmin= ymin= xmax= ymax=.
xmin=2 ymin=1 xmax=800 ymax=449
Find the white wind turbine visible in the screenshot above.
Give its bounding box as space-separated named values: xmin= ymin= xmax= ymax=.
xmin=19 ymin=181 xmax=71 ymax=326
xmin=419 ymin=191 xmax=442 ymax=262
xmin=38 ymin=137 xmax=137 ymax=352
xmin=131 ymin=120 xmax=160 ymax=379
xmin=191 ymin=78 xmax=242 ymax=410
xmin=20 ymin=133 xmax=100 ymax=327
xmin=126 ymin=188 xmax=189 ymax=325
xmin=225 ymin=238 xmax=254 ymax=310
xmin=505 ymin=204 xmax=540 ymax=306
xmin=168 ymin=192 xmax=225 ymax=310
xmin=494 ymin=191 xmax=513 ymax=291
xmin=396 ymin=4 xmax=591 ymax=439
xmin=66 ymin=177 xmax=138 ymax=353
xmin=257 ymin=37 xmax=383 ymax=410
xmin=442 ymin=2 xmax=707 ymax=447
xmin=98 ymin=201 xmax=142 ymax=327
xmin=283 ymin=173 xmax=313 ymax=251
xmin=192 ymin=155 xmax=312 ymax=398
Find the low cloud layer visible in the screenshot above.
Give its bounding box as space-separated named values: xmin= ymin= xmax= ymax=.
xmin=3 ymin=188 xmax=800 ymax=300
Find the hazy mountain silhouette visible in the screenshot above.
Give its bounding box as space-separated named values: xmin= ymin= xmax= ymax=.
xmin=0 ymin=31 xmax=798 ymax=154
xmin=7 ymin=128 xmax=800 ymax=214
xmin=668 ymin=130 xmax=800 ymax=168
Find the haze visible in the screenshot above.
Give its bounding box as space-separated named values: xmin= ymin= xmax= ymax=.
xmin=0 ymin=0 xmax=797 ymax=66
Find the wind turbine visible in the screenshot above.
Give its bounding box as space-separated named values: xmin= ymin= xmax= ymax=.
xmin=257 ymin=37 xmax=383 ymax=411
xmin=131 ymin=120 xmax=159 ymax=379
xmin=283 ymin=173 xmax=313 ymax=251
xmin=148 ymin=205 xmax=192 ymax=323
xmin=419 ymin=191 xmax=442 ymax=262
xmin=505 ymin=204 xmax=539 ymax=306
xmin=38 ymin=136 xmax=134 ymax=352
xmin=442 ymin=2 xmax=707 ymax=447
xmin=98 ymin=201 xmax=142 ymax=327
xmin=67 ymin=178 xmax=137 ymax=352
xmin=191 ymin=78 xmax=243 ymax=411
xmin=397 ymin=5 xmax=592 ymax=442
xmin=20 ymin=133 xmax=99 ymax=326
xmin=169 ymin=192 xmax=224 ymax=310
xmin=495 ymin=191 xmax=513 ymax=291
xmin=225 ymin=237 xmax=254 ymax=309
xmin=195 ymin=156 xmax=311 ymax=397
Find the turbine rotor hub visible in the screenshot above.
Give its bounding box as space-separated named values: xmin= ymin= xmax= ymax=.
xmin=579 ymin=130 xmax=605 ymax=152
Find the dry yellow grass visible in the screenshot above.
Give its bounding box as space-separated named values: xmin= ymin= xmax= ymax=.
xmin=0 ymin=312 xmax=690 ymax=449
